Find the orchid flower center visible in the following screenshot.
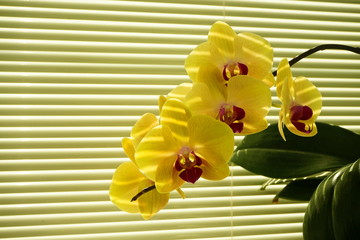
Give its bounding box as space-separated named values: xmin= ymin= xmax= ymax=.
xmin=218 ymin=104 xmax=246 ymax=133
xmin=175 ymin=147 xmax=203 ymax=184
xmin=223 ymin=62 xmax=248 ymax=80
xmin=290 ymin=105 xmax=314 ymax=133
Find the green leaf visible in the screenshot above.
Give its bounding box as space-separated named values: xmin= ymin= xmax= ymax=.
xmin=332 ymin=158 xmax=360 ymax=239
xmin=231 ymin=122 xmax=360 ymax=178
xmin=303 ymin=166 xmax=346 ymax=240
xmin=303 ymin=159 xmax=360 ymax=240
xmin=273 ymin=178 xmax=324 ymax=203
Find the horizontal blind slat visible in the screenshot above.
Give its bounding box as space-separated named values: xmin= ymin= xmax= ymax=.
xmin=1 ymin=0 xmax=359 ymax=239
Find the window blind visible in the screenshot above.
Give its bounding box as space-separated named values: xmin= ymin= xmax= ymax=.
xmin=0 ymin=0 xmax=359 ymax=239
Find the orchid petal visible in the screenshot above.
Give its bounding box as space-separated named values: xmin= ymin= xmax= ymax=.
xmin=135 ymin=125 xmax=179 ymax=181
xmin=155 ymin=153 xmax=185 ymax=193
xmin=235 ymin=32 xmax=273 ymax=86
xmin=167 ymin=82 xmax=193 ymax=102
xmin=276 ymin=58 xmax=294 ymax=101
xmin=131 ymin=113 xmax=159 ymax=148
xmin=197 ymin=63 xmax=227 ymax=97
xmin=158 ymin=95 xmax=167 ymax=113
xmin=294 ymin=76 xmax=322 ymax=118
xmin=137 ymin=178 xmax=170 ymax=220
xmin=109 ymin=162 xmax=145 ymax=214
xmin=185 ymin=42 xmax=212 ymax=82
xmin=188 ymin=115 xmax=234 ymax=180
xmin=160 ymin=99 xmax=191 ymax=144
xmin=185 ymin=82 xmax=223 ymax=118
xmin=122 ymin=138 xmax=135 ymax=163
xmin=201 ymin=161 xmax=231 ymax=181
xmin=262 ymin=72 xmax=275 ymax=88
xmin=208 ymin=21 xmax=236 ymax=61
xmin=227 ymin=76 xmax=272 ymax=134
xmin=284 ymin=115 xmax=318 ymax=137
xmin=284 ymin=76 xmax=322 ymax=137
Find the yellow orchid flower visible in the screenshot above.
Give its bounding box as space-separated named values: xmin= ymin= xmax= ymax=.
xmin=185 ymin=21 xmax=274 ymax=87
xmin=110 ymin=113 xmax=184 ymax=219
xmin=135 ymin=99 xmax=234 ymax=193
xmin=276 ymin=58 xmax=322 ymax=140
xmin=185 ymin=64 xmax=272 ymax=135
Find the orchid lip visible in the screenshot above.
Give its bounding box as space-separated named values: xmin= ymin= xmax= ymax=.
xmin=222 ymin=62 xmax=248 ymax=80
xmin=218 ymin=104 xmax=246 ymax=133
xmin=290 ymin=105 xmax=314 ymax=133
xmin=175 ymin=150 xmax=203 ymax=183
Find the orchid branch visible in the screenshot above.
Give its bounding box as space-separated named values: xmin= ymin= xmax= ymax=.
xmin=272 ymin=44 xmax=360 ymax=77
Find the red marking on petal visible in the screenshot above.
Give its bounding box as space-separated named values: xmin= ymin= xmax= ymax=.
xmin=300 ymin=106 xmax=313 ymax=120
xmin=230 ymin=122 xmax=244 ymax=133
xmin=179 ymin=167 xmax=203 ymax=184
xmin=233 ymin=106 xmax=245 ymax=121
xmin=174 ymin=157 xmax=183 ymax=171
xmin=290 ymin=105 xmax=314 ymax=134
xmin=292 ymin=121 xmax=313 ymax=134
xmin=290 ymin=105 xmax=313 ymax=121
xmin=218 ymin=105 xmax=246 ymax=134
xmin=238 ymin=63 xmax=248 ymax=75
xmin=194 ymin=155 xmax=202 ymax=166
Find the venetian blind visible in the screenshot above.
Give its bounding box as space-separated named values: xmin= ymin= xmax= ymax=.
xmin=0 ymin=0 xmax=359 ymax=239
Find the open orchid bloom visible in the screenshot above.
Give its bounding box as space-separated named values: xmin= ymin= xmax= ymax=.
xmin=276 ymin=58 xmax=322 ymax=140
xmin=109 ymin=161 xmax=169 ymax=220
xmin=110 ymin=113 xmax=184 ymax=219
xmin=135 ymin=99 xmax=234 ymax=193
xmin=185 ymin=21 xmax=274 ymax=87
xmin=185 ymin=64 xmax=272 ymax=135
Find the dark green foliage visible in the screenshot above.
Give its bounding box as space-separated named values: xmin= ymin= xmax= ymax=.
xmin=231 ymin=122 xmax=360 ymax=178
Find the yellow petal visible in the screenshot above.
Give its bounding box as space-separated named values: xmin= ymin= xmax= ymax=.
xmin=131 ymin=113 xmax=159 ymax=148
xmin=294 ymin=76 xmax=322 ymax=118
xmin=201 ymin=161 xmax=230 ymax=181
xmin=185 ymin=82 xmax=225 ymax=118
xmin=167 ymin=82 xmax=193 ymax=102
xmin=155 ymin=153 xmax=185 ymax=193
xmin=227 ymin=75 xmax=272 ymax=135
xmin=188 ymin=115 xmax=234 ymax=179
xmin=208 ymin=21 xmax=236 ymax=60
xmin=262 ymin=72 xmax=275 ymax=88
xmin=109 ymin=162 xmax=145 ymax=214
xmin=234 ymin=32 xmax=273 ymax=86
xmin=137 ymin=178 xmax=170 ymax=220
xmin=158 ymin=95 xmax=167 ymax=113
xmin=122 ymin=138 xmax=135 ymax=163
xmin=197 ymin=63 xmax=227 ymax=96
xmin=278 ymin=71 xmax=293 ymax=141
xmin=283 ymin=76 xmax=322 ymax=138
xmin=135 ymin=125 xmax=179 ymax=181
xmin=284 ymin=116 xmax=318 ymax=138
xmin=276 ymin=58 xmax=294 ymax=101
xmin=278 ymin=110 xmax=286 ymax=141
xmin=160 ymin=99 xmax=191 ymax=144
xmin=185 ymin=42 xmax=212 ymax=82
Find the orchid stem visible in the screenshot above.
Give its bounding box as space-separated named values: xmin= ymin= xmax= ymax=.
xmin=272 ymin=44 xmax=360 ymax=77
xmin=131 ymin=185 xmax=156 ymax=202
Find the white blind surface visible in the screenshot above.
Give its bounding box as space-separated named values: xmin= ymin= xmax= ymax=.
xmin=0 ymin=0 xmax=359 ymax=239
